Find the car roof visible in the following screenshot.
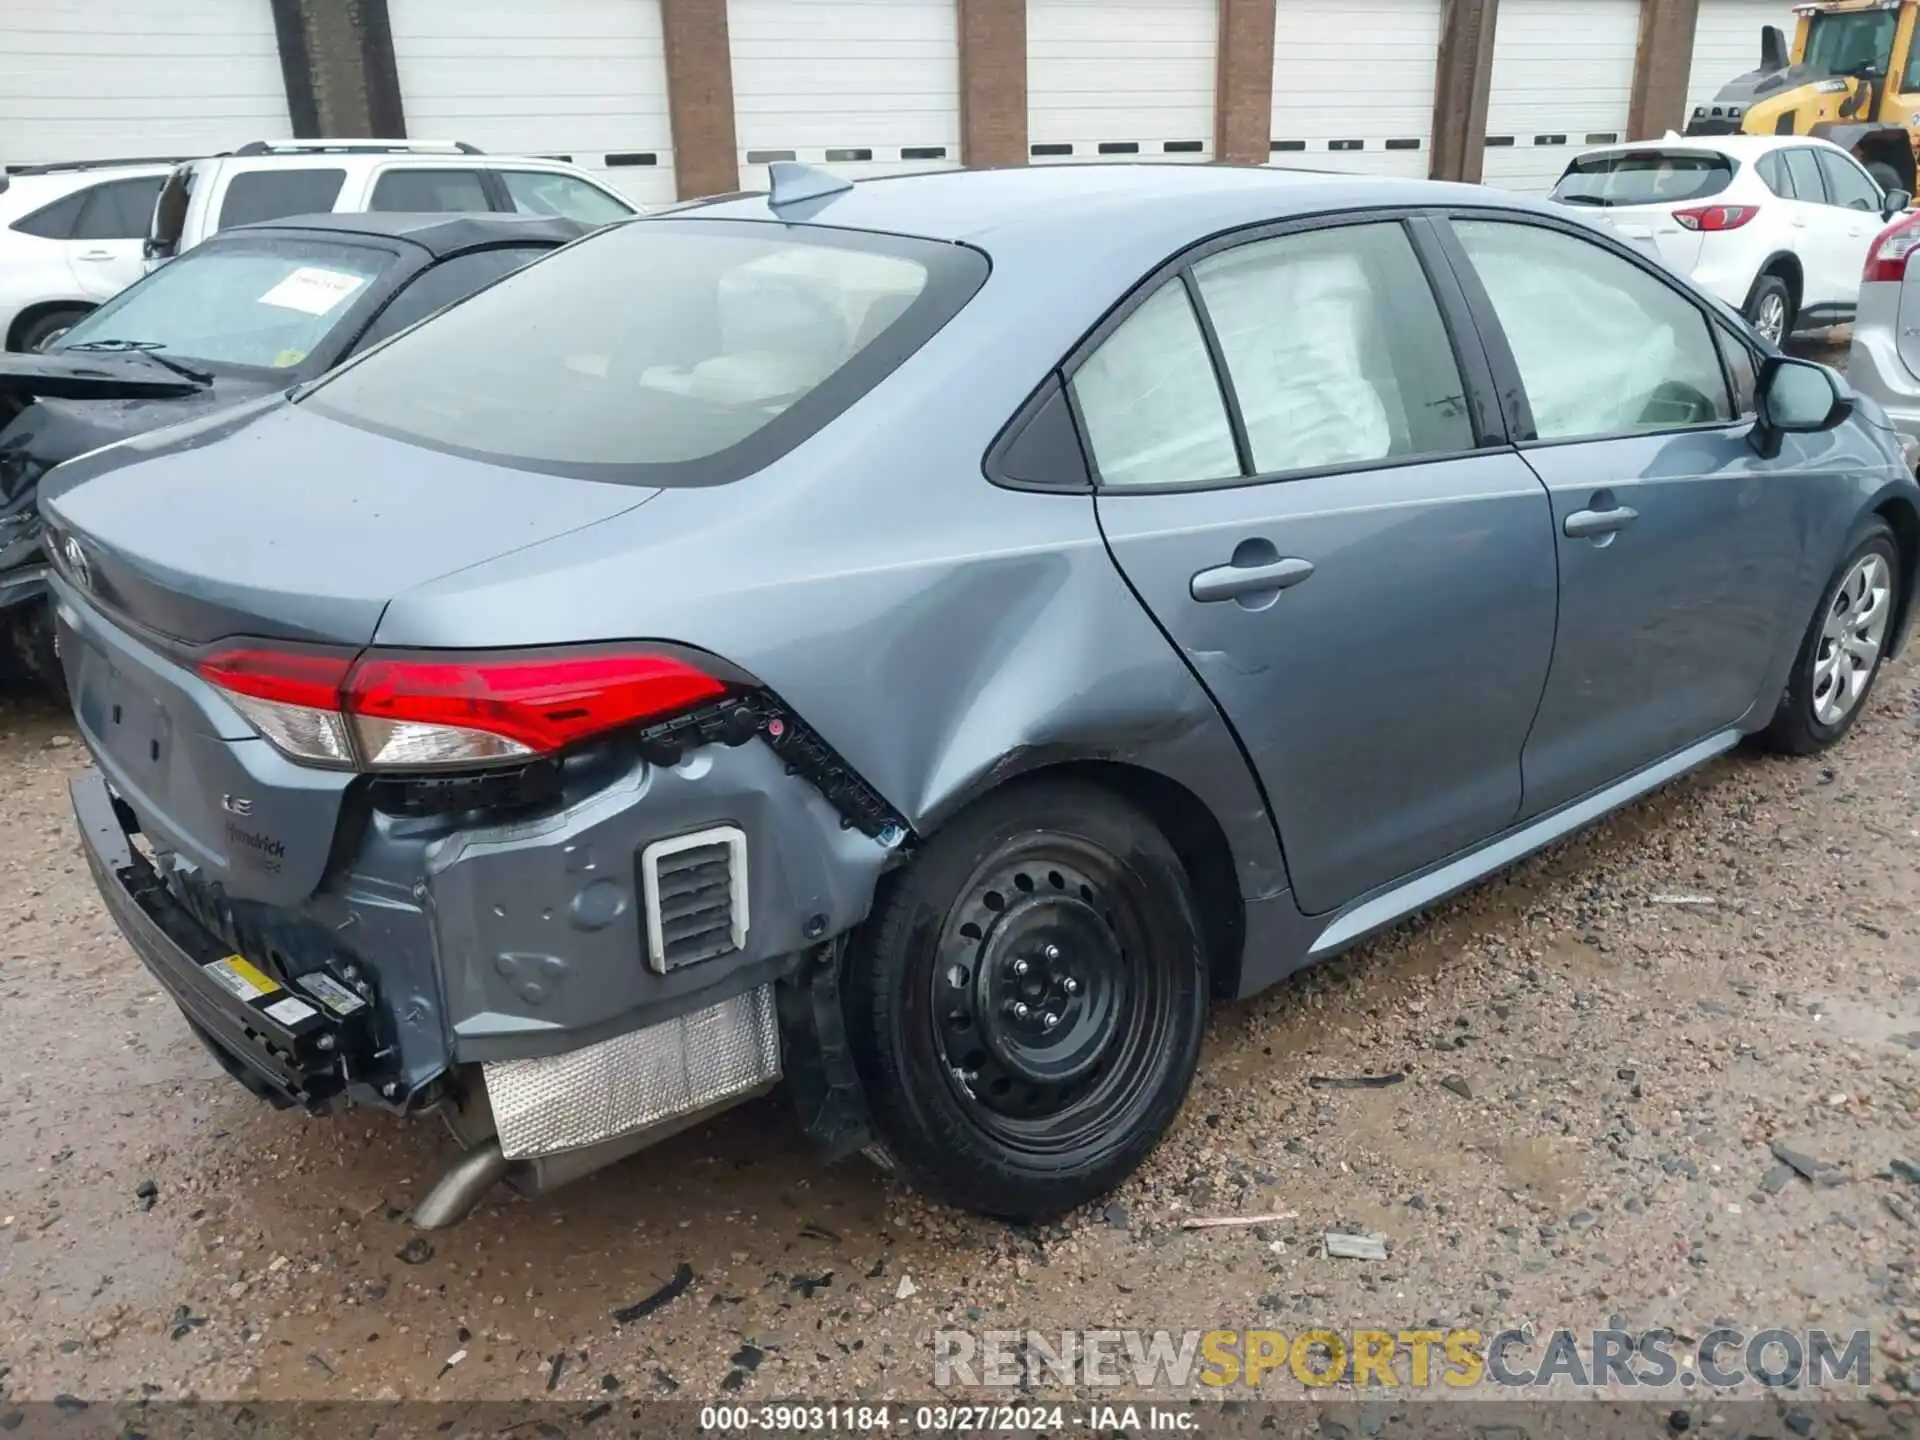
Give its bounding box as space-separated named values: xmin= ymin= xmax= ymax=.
xmin=1574 ymin=133 xmax=1844 ymax=161
xmin=220 ymin=209 xmax=590 ymax=255
xmin=678 ymin=162 xmax=1510 ymax=249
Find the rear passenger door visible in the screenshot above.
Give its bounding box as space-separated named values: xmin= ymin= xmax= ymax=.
xmin=1777 ymin=146 xmax=1857 ymax=310
xmin=63 ymin=176 xmax=166 ymax=300
xmin=1088 ymin=217 xmax=1559 ymax=916
xmin=1812 ymin=148 xmax=1887 ymax=312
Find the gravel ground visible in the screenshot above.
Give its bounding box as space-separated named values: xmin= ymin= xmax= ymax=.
xmin=1 ymin=344 xmax=1915 ymax=1415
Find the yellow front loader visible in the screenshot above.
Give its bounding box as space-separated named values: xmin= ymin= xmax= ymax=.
xmin=1688 ymin=0 xmax=1920 ymax=193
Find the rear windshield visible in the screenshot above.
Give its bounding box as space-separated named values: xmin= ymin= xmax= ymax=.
xmin=1552 ymin=150 xmax=1735 ymax=207
xmin=303 ymin=218 xmax=989 ymax=485
xmin=60 ymin=234 xmax=395 ymax=371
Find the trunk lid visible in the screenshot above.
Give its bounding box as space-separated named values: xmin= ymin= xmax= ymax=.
xmin=1897 ymin=263 xmax=1920 ymax=380
xmin=48 ymin=401 xmax=657 ymax=906
xmin=39 ymin=400 xmax=657 ymax=648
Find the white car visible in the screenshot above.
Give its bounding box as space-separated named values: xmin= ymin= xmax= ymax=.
xmin=0 ymin=158 xmax=179 ymax=352
xmin=1548 ymin=133 xmax=1910 ymax=345
xmin=143 ymin=139 xmax=637 ymax=268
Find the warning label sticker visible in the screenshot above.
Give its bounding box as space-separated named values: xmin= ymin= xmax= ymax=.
xmin=265 ymin=996 xmax=318 ymax=1027
xmin=297 ymin=972 xmax=367 ymax=1016
xmin=204 ymin=955 xmax=281 ymax=1002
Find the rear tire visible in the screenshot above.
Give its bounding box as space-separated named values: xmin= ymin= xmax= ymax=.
xmin=1762 ymin=519 xmax=1900 ymax=756
xmin=13 ymin=307 xmax=88 ymax=354
xmin=1744 ymin=273 xmax=1794 ymax=346
xmin=844 ymin=779 xmax=1207 ymax=1221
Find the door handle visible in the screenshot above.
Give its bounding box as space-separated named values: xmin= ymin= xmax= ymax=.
xmin=1190 ymin=556 xmax=1315 ymax=603
xmin=1564 ymin=505 xmax=1639 ymax=540
xmin=76 ymin=249 xmax=115 ymax=261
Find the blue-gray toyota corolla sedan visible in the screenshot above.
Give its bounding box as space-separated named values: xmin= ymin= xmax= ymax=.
xmin=38 ymin=163 xmax=1920 ymax=1227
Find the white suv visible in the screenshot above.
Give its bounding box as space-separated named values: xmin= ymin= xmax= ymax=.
xmin=1548 ymin=133 xmax=1909 ymax=345
xmin=0 ymin=158 xmax=180 ymax=351
xmin=144 ymin=139 xmax=637 ymax=268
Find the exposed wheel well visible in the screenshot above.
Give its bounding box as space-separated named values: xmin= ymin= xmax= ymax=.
xmin=1753 ymin=254 xmax=1802 ymax=313
xmin=928 ymin=760 xmax=1247 ymax=1002
xmin=1875 ymin=496 xmax=1920 ymax=655
xmin=6 ymin=300 xmax=93 ymax=353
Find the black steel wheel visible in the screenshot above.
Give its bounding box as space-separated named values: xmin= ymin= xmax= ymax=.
xmin=845 ymin=778 xmax=1207 ymax=1221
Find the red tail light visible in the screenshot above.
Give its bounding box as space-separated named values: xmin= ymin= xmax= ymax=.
xmin=196 ymin=644 xmax=729 ymax=771
xmin=1672 ymin=204 xmax=1760 ymax=232
xmin=1864 ymin=212 xmax=1920 ymax=282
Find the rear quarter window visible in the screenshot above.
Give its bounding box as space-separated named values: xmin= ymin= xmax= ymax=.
xmin=303 ymin=219 xmax=989 ymax=485
xmin=8 ymin=187 xmax=87 ymax=240
xmin=1552 ymin=150 xmax=1734 ymax=207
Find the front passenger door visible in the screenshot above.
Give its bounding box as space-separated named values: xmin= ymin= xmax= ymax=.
xmin=1443 ymin=216 xmax=1804 ymax=820
xmin=1089 ymin=218 xmax=1559 ymax=915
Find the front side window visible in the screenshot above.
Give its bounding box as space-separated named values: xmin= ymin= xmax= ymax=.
xmin=306 ymin=220 xmax=984 ymax=484
xmin=1453 ymin=219 xmax=1733 ymax=441
xmin=369 ymin=168 xmax=491 ymax=212
xmin=1815 ymin=150 xmax=1882 ymax=210
xmin=1804 ymin=9 xmax=1897 ymax=79
xmin=217 ymin=168 xmax=347 ymax=231
xmin=1191 ymin=222 xmax=1472 ymax=475
xmin=499 ymin=171 xmax=632 ymax=226
xmin=1782 ymin=148 xmax=1829 ymax=204
xmin=60 ymin=235 xmax=392 ymax=370
xmin=1552 ymin=150 xmax=1735 ymax=208
xmin=1070 ymin=281 xmax=1240 ymax=487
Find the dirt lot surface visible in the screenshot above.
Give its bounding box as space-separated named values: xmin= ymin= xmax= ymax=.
xmin=1 ymin=343 xmax=1915 ymax=1418
xmin=2 ymin=656 xmax=1916 ymax=1415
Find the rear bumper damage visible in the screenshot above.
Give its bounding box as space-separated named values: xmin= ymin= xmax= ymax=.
xmin=72 ymin=739 xmax=886 ymax=1223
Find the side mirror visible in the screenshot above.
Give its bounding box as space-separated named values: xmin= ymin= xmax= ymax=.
xmin=1884 ymin=188 xmax=1913 ymax=220
xmin=1753 ymin=356 xmax=1852 ymax=457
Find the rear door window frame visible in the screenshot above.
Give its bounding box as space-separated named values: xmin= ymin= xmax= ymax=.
xmin=989 ymin=208 xmax=1511 ymax=496
xmin=1423 ymin=206 xmax=1751 ymax=448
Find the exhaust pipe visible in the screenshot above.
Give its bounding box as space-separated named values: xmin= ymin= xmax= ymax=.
xmin=411 ymin=1140 xmax=509 ymax=1229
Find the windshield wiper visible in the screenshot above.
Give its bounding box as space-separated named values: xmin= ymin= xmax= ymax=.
xmin=63 ymin=339 xmax=213 ymax=385
xmin=1555 ymin=195 xmax=1606 ymax=206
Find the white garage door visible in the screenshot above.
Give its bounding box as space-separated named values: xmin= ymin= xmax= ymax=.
xmin=387 ymin=0 xmax=675 ymax=207
xmin=1027 ymin=0 xmax=1217 ymax=163
xmin=1270 ymin=0 xmax=1440 ymax=179
xmin=1689 ymin=1 xmax=1801 ymax=120
xmin=729 ymin=0 xmax=959 ymax=192
xmin=0 ymin=0 xmax=290 ymax=168
xmin=1483 ymin=0 xmax=1642 ymax=193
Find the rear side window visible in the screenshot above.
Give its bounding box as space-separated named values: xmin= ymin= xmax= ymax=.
xmin=1816 ymin=150 xmax=1882 ymax=210
xmin=1781 ymin=148 xmax=1828 ymax=203
xmin=1551 ymin=150 xmax=1734 ymax=207
xmin=370 ymin=168 xmax=492 ymax=212
xmin=8 ymin=188 xmax=87 ymax=239
xmin=72 ymin=176 xmax=165 ymax=240
xmin=218 ymin=168 xmax=347 ymax=230
xmin=352 ymin=246 xmax=554 ymax=351
xmin=305 ymin=220 xmax=987 ymax=484
xmin=1192 ymin=223 xmax=1473 ymax=473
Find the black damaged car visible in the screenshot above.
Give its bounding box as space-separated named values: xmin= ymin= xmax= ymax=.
xmin=0 ymin=210 xmax=587 ymax=689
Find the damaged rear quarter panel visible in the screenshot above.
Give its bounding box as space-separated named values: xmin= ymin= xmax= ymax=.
xmin=372 ymin=257 xmax=1298 ymax=988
